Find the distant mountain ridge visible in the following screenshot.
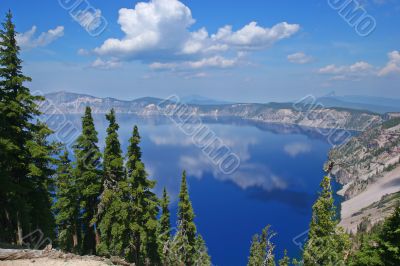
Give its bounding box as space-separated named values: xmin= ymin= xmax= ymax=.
xmin=42 ymin=91 xmax=387 ymax=131
xmin=180 ymin=94 xmax=232 ymax=105
xmin=316 ymin=95 xmax=400 ymax=114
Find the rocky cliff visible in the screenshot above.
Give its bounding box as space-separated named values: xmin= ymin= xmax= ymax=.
xmin=329 ymin=117 xmax=400 ymax=232
xmin=42 ymin=91 xmax=383 ymax=131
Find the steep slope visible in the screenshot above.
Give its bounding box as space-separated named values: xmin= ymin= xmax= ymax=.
xmin=329 ymin=116 xmax=400 ymax=232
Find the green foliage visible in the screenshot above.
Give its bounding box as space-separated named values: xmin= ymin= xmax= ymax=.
xmin=73 ymin=106 xmax=102 ymax=254
xmin=122 ymin=125 xmax=160 ymax=265
xmin=158 ymin=187 xmax=171 ymax=263
xmin=126 ymin=125 xmax=142 ymax=175
xmin=0 ymin=10 xmax=55 ymax=245
xmin=302 ymin=176 xmax=350 ymax=266
xmin=53 ymin=150 xmax=81 ymax=253
xmin=96 ymin=109 xmax=126 ymax=256
xmin=350 ymin=206 xmax=400 ymax=266
xmin=161 ymin=172 xmax=210 ymax=266
xmin=175 ymin=170 xmax=198 ymax=265
xmin=278 ymin=250 xmax=290 ymax=266
xmin=95 ymin=185 xmax=126 ymax=257
xmin=382 ymin=117 xmax=400 ymax=129
xmin=194 ymin=234 xmax=211 ymax=265
xmin=247 ymin=225 xmax=276 ymax=266
xmin=27 ymin=121 xmax=57 ymax=241
xmin=378 ymin=206 xmax=400 ymax=265
xmin=102 ymin=109 xmax=124 ymax=183
xmin=350 ymin=233 xmax=384 ymax=266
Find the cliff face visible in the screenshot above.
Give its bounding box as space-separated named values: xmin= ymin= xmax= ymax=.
xmin=42 ymin=92 xmax=383 ymax=131
xmin=329 ymin=118 xmax=400 ymax=232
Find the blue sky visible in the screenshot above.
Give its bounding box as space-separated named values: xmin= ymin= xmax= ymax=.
xmin=1 ymin=0 xmax=400 ymax=102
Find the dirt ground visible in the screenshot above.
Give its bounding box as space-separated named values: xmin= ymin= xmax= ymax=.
xmin=0 ymin=258 xmax=110 ymax=266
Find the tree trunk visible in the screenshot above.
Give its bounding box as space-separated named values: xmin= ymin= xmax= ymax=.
xmin=16 ymin=210 xmax=23 ymax=245
xmin=4 ymin=208 xmax=11 ymax=242
xmin=95 ymin=227 xmax=101 ymax=247
xmin=72 ymin=225 xmax=79 ymax=249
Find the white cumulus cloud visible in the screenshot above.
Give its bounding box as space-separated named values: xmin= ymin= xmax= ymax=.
xmin=378 ymin=50 xmax=400 ymax=77
xmin=94 ymin=0 xmax=194 ymax=57
xmin=318 ymin=61 xmax=374 ymax=80
xmin=16 ymin=26 xmax=64 ymax=49
xmin=212 ymin=22 xmax=300 ymax=50
xmin=92 ymin=0 xmax=300 ymax=70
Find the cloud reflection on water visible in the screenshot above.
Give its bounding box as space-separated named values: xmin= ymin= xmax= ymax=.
xmin=148 ymin=125 xmax=289 ymax=196
xmin=52 ymin=115 xmax=331 ymax=207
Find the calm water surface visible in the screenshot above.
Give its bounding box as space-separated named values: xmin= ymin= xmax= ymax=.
xmin=51 ymin=114 xmax=343 ymax=266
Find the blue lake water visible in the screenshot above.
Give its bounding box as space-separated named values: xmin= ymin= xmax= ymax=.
xmin=49 ymin=114 xmax=343 ymax=266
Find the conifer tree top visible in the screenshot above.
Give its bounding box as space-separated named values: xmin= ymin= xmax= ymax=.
xmin=0 ymin=10 xmax=32 ymax=94
xmin=178 ymin=170 xmax=196 ymax=236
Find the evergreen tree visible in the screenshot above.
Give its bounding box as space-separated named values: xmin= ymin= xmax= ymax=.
xmin=102 ymin=109 xmax=124 ymax=184
xmin=125 ymin=125 xmax=160 ymax=265
xmin=378 ymin=206 xmax=400 ymax=266
xmin=97 ymin=109 xmax=125 ymax=256
xmin=0 ymin=10 xmax=54 ymax=244
xmin=247 ymin=225 xmax=276 ymax=266
xmin=193 ymin=234 xmax=211 ymax=266
xmin=278 ymin=250 xmax=290 ymax=266
xmin=126 ymin=125 xmax=142 ymax=175
xmin=53 ymin=149 xmax=81 ymax=252
xmin=248 ymin=234 xmax=262 ymax=266
xmin=27 ymin=121 xmax=57 ymax=242
xmin=158 ymin=187 xmax=171 ymax=263
xmin=350 ymin=206 xmax=400 ymax=266
xmin=175 ymin=170 xmax=198 ymax=265
xmin=302 ymin=176 xmax=350 ymax=266
xmin=350 ymin=232 xmax=383 ymax=266
xmin=73 ymin=106 xmax=102 ymax=254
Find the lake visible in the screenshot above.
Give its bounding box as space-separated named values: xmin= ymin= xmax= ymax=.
xmin=47 ymin=114 xmax=342 ymax=266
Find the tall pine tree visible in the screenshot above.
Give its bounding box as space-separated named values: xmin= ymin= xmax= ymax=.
xmin=173 ymin=170 xmax=206 ymax=265
xmin=73 ymin=106 xmax=102 ymax=254
xmin=27 ymin=121 xmax=57 ymax=242
xmin=102 ymin=109 xmax=124 ymax=184
xmin=302 ymin=176 xmax=350 ymax=265
xmin=54 ymin=149 xmax=81 ymax=252
xmin=125 ymin=125 xmax=160 ymax=265
xmin=97 ymin=109 xmax=125 ymax=256
xmin=0 ymin=10 xmax=54 ymax=245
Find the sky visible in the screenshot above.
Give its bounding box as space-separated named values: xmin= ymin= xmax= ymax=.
xmin=1 ymin=0 xmax=400 ymax=102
